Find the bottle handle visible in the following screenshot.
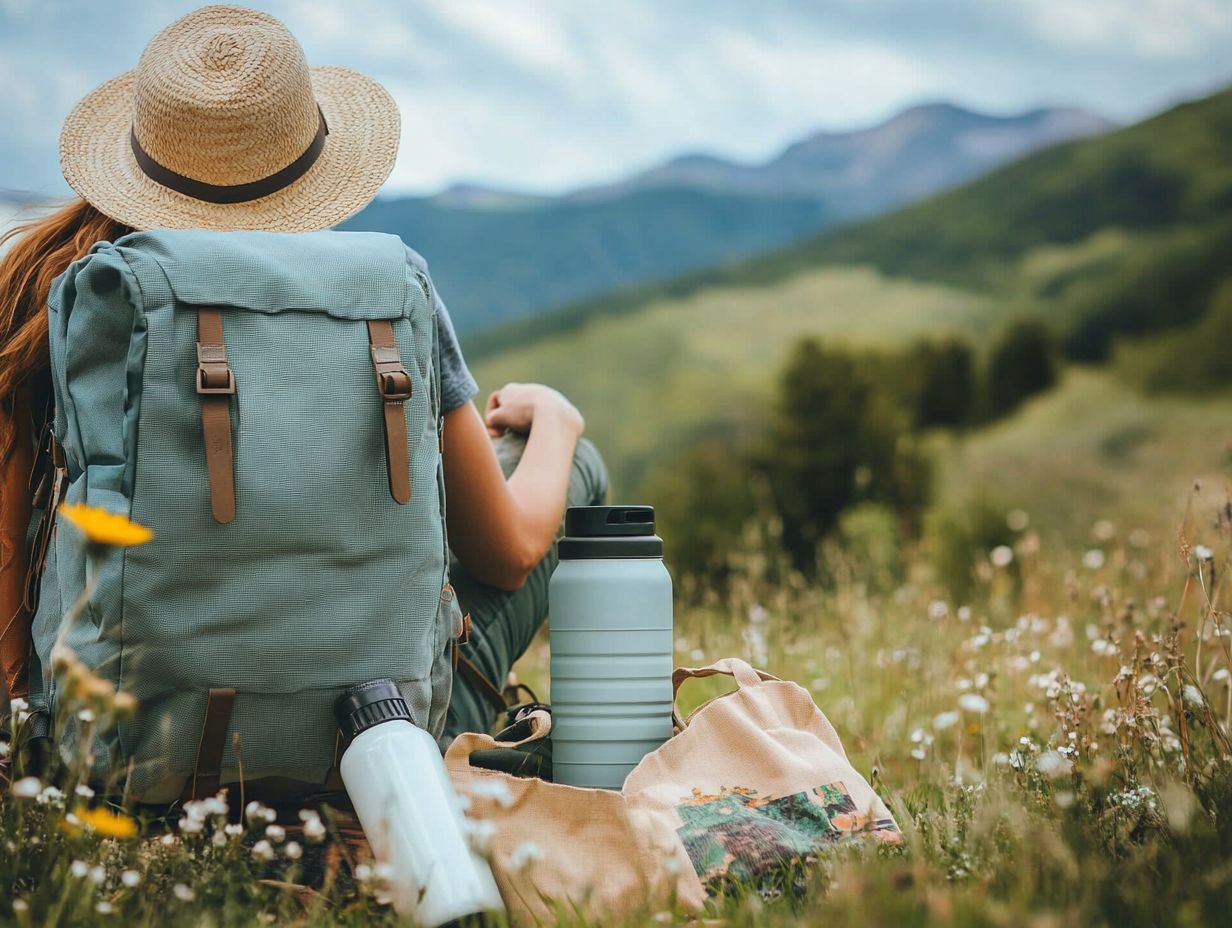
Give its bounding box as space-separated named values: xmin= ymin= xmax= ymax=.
xmin=671 ymin=657 xmax=779 ymax=731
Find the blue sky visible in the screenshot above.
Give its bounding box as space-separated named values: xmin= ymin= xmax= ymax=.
xmin=2 ymin=0 xmax=1230 ymax=198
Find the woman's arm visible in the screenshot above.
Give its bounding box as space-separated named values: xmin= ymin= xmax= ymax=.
xmin=443 ymin=383 xmax=584 ymax=592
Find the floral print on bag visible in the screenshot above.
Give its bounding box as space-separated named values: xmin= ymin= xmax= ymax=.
xmin=675 ymin=782 xmax=901 ymax=894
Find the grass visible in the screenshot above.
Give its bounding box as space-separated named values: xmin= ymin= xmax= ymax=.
xmin=471 ymin=265 xmax=994 ymax=494
xmin=5 ymin=445 xmax=1232 ymax=925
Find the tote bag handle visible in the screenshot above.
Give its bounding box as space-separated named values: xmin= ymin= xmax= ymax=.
xmin=670 ymin=657 xmax=779 ymax=731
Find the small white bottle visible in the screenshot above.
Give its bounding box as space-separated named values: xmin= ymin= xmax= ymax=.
xmin=335 ymin=680 xmax=504 ymax=926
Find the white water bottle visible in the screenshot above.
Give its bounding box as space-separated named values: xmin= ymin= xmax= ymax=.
xmin=549 ymin=505 xmax=674 ymax=788
xmin=334 ymin=680 xmax=503 ymax=926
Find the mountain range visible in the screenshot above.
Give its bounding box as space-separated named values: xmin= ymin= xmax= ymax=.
xmin=343 ymin=102 xmax=1111 ymax=332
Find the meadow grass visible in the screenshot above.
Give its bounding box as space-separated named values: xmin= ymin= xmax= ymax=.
xmin=5 ymin=372 xmax=1232 ymax=926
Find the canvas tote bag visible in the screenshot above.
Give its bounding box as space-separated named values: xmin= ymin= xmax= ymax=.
xmin=444 ymin=657 xmax=901 ymax=924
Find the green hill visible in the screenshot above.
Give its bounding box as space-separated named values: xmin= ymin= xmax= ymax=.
xmin=468 ymin=86 xmax=1232 ymax=509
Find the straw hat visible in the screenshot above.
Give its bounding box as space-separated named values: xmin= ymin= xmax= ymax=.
xmin=59 ymin=5 xmax=400 ymax=232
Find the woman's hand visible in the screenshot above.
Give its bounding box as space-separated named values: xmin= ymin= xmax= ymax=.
xmin=484 ymin=382 xmax=583 ymax=438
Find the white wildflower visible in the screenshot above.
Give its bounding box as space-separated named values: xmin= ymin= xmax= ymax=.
xmin=121 ymin=870 xmax=140 ymax=888
xmin=508 ymin=841 xmax=544 ymax=869
xmin=224 ymin=823 xmax=244 ymax=838
xmin=245 ymin=801 xmax=276 ymax=825
xmin=89 ymin=865 xmax=105 ymax=884
xmin=36 ymin=784 xmax=64 ymax=806
xmin=8 ymin=697 xmax=27 ymax=713
xmin=11 ymin=777 xmax=41 ymax=799
xmin=173 ymin=883 xmax=194 ymax=902
xmin=178 ymin=816 xmax=203 ymax=835
xmin=927 ymin=600 xmax=949 ymax=621
xmin=933 ymin=711 xmax=960 ymax=731
xmin=160 ymin=833 xmax=178 ymax=847
xmin=77 ymin=709 xmax=95 ymax=723
xmin=689 ymin=648 xmax=705 ymax=663
xmin=1195 ymin=545 xmax=1214 ymax=561
xmin=70 ymin=860 xmax=89 ymax=879
xmin=1082 ymin=549 xmax=1106 ymax=570
xmin=303 ymin=817 xmax=326 ymax=844
xmin=958 ymin=694 xmax=990 ymax=714
xmin=353 ymin=863 xmax=372 ymax=882
xmin=1092 ymin=520 xmax=1116 ymax=542
xmin=957 ymin=606 xmax=972 ymax=622
xmin=283 ymin=841 xmax=303 ymax=860
xmin=265 ymin=824 xmax=286 ymax=843
xmin=1036 ymin=750 xmax=1072 ymax=779
xmin=11 ymin=899 xmax=27 ymax=913
xmin=1183 ymin=684 xmax=1205 ymax=707
xmin=469 ymin=779 xmax=514 ymax=808
xmin=251 ymin=840 xmax=275 ymax=862
xmin=95 ymin=901 xmax=114 ymax=915
xmin=212 ymin=830 xmax=227 ymax=848
xmin=0 ymin=741 xmax=9 ymax=758
xmin=990 ymin=545 xmax=1014 ymax=568
xmin=74 ymin=784 xmax=95 ymax=799
xmin=1007 ymin=509 xmax=1030 ymax=531
xmin=1212 ymin=667 xmax=1230 ymax=683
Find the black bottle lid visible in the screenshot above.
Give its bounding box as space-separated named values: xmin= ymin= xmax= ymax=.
xmin=558 ymin=505 xmax=663 ymax=559
xmin=334 ymin=679 xmax=412 ymax=740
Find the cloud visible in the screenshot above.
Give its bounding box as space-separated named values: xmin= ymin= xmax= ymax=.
xmin=1 ymin=0 xmax=1230 ymax=197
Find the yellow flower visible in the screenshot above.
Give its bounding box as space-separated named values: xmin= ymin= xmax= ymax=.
xmin=76 ymin=805 xmax=139 ymax=839
xmin=58 ymin=504 xmax=152 ymax=548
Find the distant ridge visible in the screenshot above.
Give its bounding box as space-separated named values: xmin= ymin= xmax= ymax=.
xmin=344 ymin=101 xmax=1110 ymax=333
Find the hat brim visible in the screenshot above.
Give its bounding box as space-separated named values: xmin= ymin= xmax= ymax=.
xmin=59 ymin=66 xmax=399 ymax=232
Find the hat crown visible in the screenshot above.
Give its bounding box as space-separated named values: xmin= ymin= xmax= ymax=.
xmin=131 ymin=6 xmax=319 ymax=186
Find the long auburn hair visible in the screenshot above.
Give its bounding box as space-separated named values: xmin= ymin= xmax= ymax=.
xmin=0 ymin=198 xmax=132 ymax=462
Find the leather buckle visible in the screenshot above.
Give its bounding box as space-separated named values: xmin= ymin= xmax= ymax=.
xmin=371 ymin=346 xmax=413 ymax=403
xmin=196 ymin=342 xmax=236 ymax=395
xmin=196 ymin=365 xmax=236 ymax=395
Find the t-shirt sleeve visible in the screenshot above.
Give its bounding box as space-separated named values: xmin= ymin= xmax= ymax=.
xmin=405 ymin=246 xmax=479 ymax=414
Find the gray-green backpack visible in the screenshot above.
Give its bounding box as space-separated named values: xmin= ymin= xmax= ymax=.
xmin=29 ymin=229 xmax=456 ymax=804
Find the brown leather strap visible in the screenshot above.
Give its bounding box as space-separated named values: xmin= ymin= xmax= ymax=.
xmin=322 ymin=731 xmax=346 ymax=792
xmin=366 ymin=320 xmax=412 ymax=505
xmin=457 ymin=651 xmax=510 ymax=716
xmin=184 ymin=687 xmax=236 ymax=802
xmin=196 ymin=308 xmax=237 ymax=524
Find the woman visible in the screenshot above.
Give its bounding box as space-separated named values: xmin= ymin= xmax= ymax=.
xmin=0 ymin=5 xmax=606 ymax=747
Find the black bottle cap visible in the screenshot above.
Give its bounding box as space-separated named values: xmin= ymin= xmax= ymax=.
xmin=334 ymin=679 xmax=412 ymax=740
xmin=559 ymin=505 xmax=663 ymax=559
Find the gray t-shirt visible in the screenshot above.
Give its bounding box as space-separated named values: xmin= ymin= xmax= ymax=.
xmin=405 ymin=246 xmax=479 ymax=414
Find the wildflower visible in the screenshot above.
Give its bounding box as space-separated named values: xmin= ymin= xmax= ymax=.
xmin=96 ymin=901 xmax=115 ymax=915
xmin=0 ymin=741 xmax=8 ymax=758
xmin=77 ymin=708 xmax=96 ymax=723
xmin=957 ymin=606 xmax=972 ymax=622
xmin=13 ymin=899 xmax=28 ymax=913
xmin=89 ymin=865 xmax=106 ymax=884
xmin=11 ymin=777 xmax=42 ymax=799
xmin=1036 ymin=750 xmax=1072 ymax=779
xmin=75 ymin=784 xmax=95 ymax=799
xmin=354 ymin=864 xmax=373 ymax=882
xmin=469 ymin=779 xmax=514 ymax=808
xmin=689 ymin=648 xmax=705 ymax=662
xmin=302 ymin=817 xmax=326 ymax=843
xmin=70 ymin=860 xmax=89 ymax=878
xmin=251 ymin=840 xmax=275 ymax=862
xmin=1092 ymin=520 xmax=1116 ymax=542
xmin=1183 ymin=684 xmax=1205 ymax=707
xmin=958 ymin=694 xmax=990 ymax=714
xmin=508 ymin=841 xmax=544 ymax=869
xmin=160 ymin=833 xmax=178 ymax=847
xmin=1082 ymin=549 xmax=1106 ymax=570
xmin=173 ymin=884 xmax=194 ymax=902
xmin=990 ymin=546 xmax=1014 ymax=568
xmin=283 ymin=841 xmax=303 ymax=860
xmin=178 ymin=817 xmax=203 ymax=835
xmin=212 ymin=830 xmax=227 ymax=848
xmin=79 ymin=806 xmax=138 ymax=839
xmin=36 ymin=784 xmax=65 ymax=806
xmin=224 ymin=823 xmax=244 ymax=838
xmin=245 ymin=801 xmax=276 ymax=825
xmin=58 ymin=503 xmax=153 ymax=548
xmin=265 ymin=824 xmax=286 ymax=843
xmin=1195 ymin=544 xmax=1214 ymax=561
xmin=121 ymin=870 xmax=140 ymax=888
xmin=927 ymin=600 xmax=949 ymax=621
xmin=1212 ymin=668 xmax=1230 ymax=683
xmin=1007 ymin=509 xmax=1030 ymax=531
xmin=1054 ymin=791 xmax=1075 ymax=809
xmin=933 ymin=711 xmax=960 ymax=731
